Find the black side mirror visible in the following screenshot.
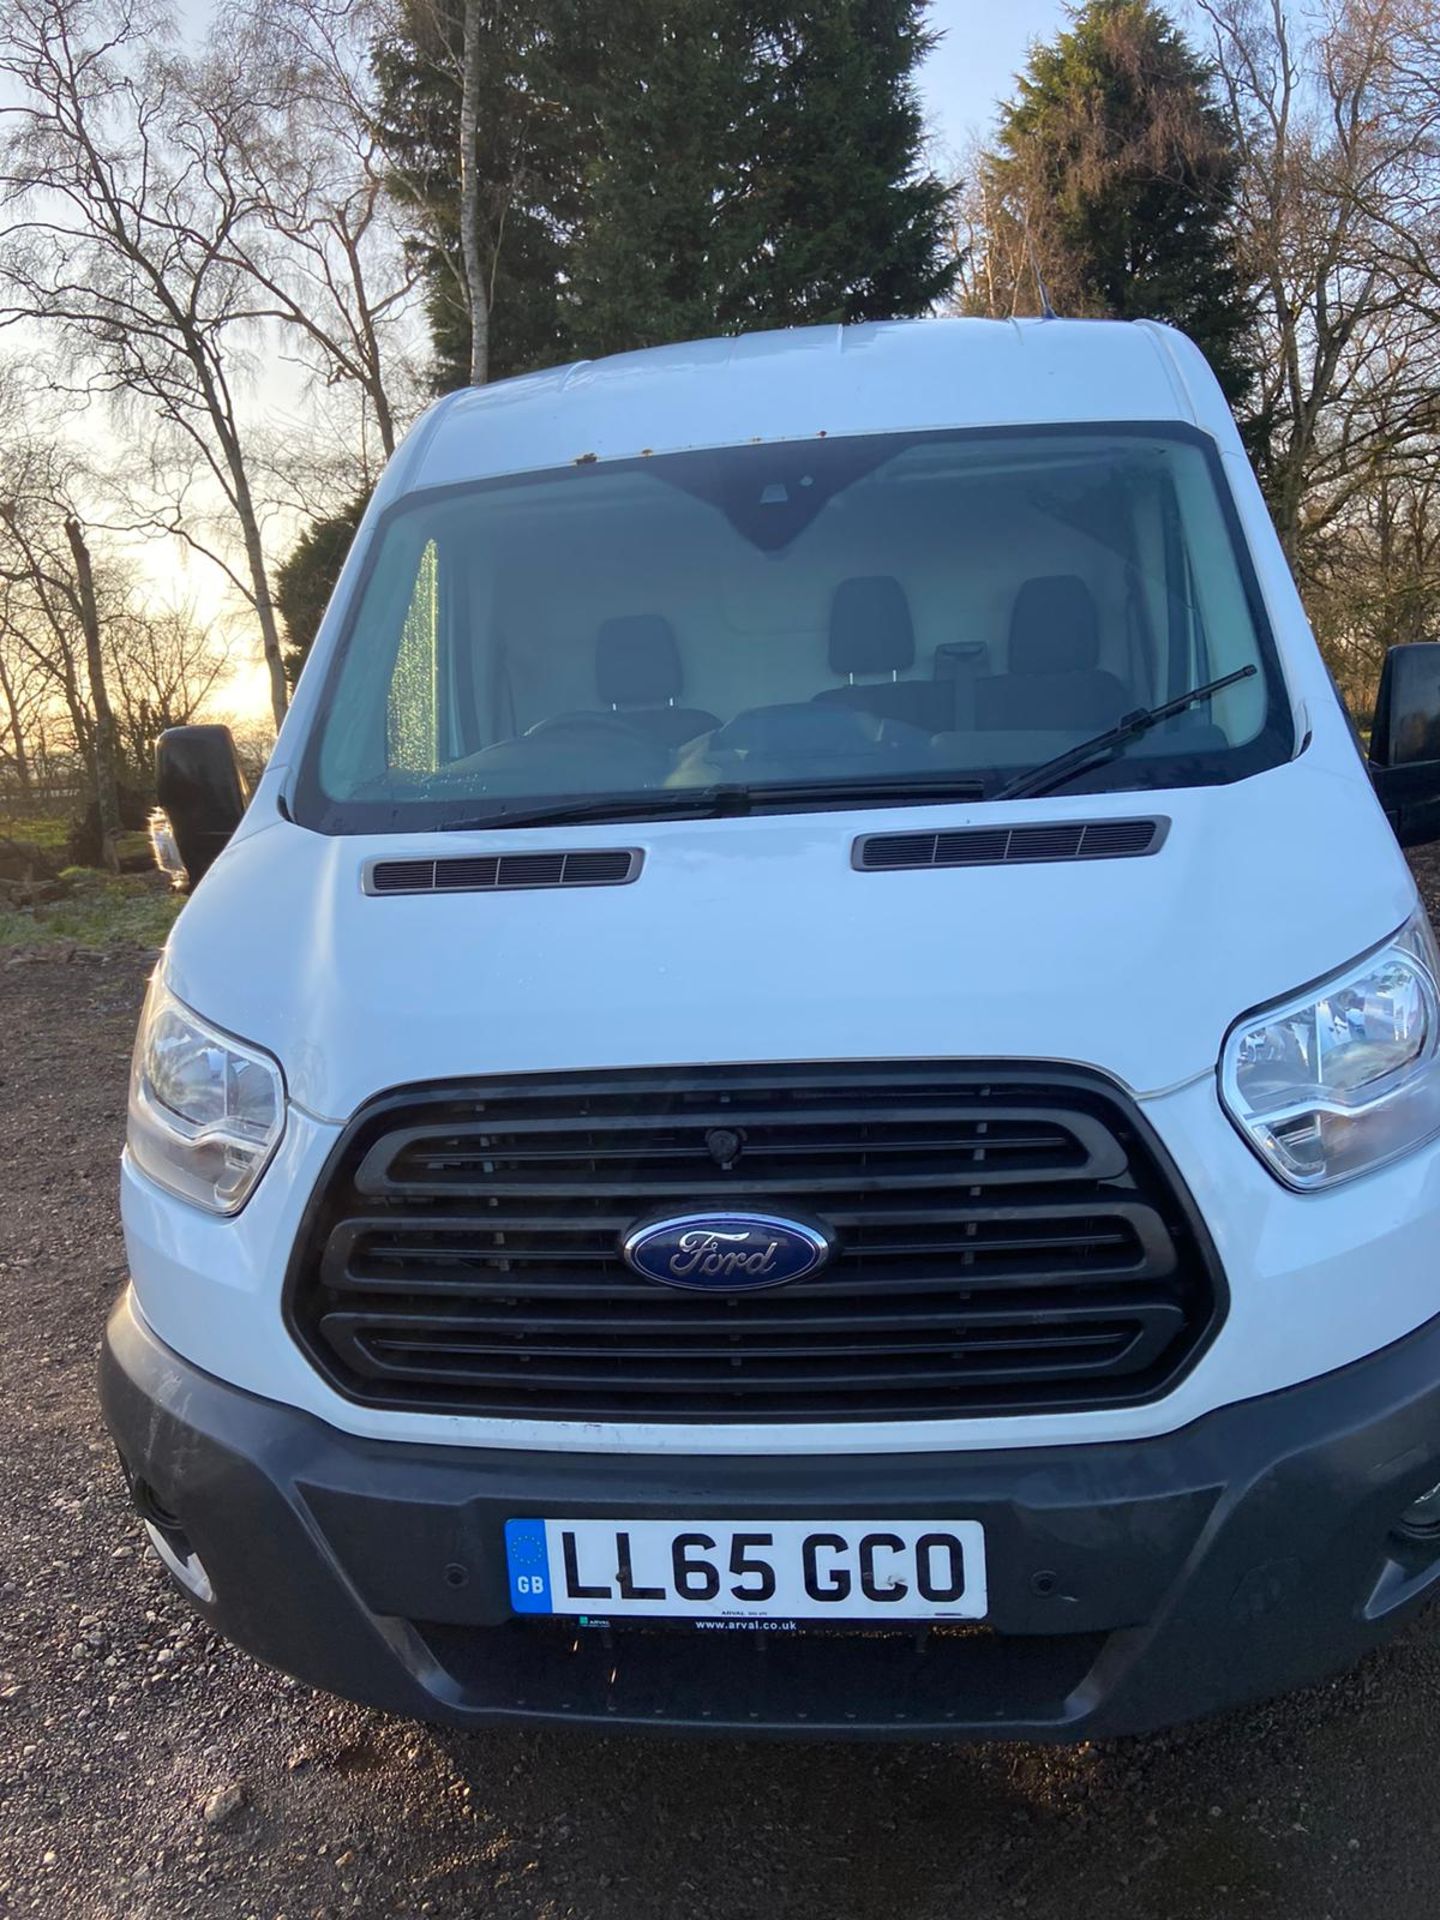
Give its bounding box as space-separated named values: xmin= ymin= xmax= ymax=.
xmin=154 ymin=725 xmax=250 ymax=889
xmin=1369 ymin=644 xmax=1440 ymax=848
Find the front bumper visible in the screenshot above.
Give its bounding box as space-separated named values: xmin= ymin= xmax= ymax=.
xmin=101 ymin=1288 xmax=1440 ymax=1739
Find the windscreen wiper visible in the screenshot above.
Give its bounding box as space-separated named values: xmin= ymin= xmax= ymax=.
xmin=994 ymin=665 xmax=1259 ymax=803
xmin=438 ymin=772 xmax=991 ymax=833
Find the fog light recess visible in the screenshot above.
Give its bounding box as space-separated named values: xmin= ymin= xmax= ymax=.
xmin=1397 ymin=1480 xmax=1440 ymax=1540
xmin=129 ymin=1478 xmax=215 ymax=1604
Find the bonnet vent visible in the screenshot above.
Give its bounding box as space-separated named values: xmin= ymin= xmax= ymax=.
xmin=854 ymin=818 xmax=1166 ymax=873
xmin=366 ymin=848 xmax=642 ymax=896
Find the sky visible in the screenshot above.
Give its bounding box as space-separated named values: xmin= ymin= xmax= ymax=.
xmin=919 ymin=1 xmax=1066 ymax=157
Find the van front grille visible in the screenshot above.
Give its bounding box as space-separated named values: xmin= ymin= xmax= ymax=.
xmin=287 ymin=1063 xmax=1224 ymax=1422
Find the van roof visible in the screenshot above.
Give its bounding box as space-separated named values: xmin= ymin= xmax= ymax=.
xmin=392 ymin=317 xmax=1235 ymax=499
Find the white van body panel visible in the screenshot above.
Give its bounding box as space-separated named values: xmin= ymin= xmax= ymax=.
xmin=127 ymin=315 xmax=1434 ymax=1454
xmin=166 ymin=737 xmax=1410 ymax=1125
xmin=106 ymin=317 xmax=1440 ymax=1739
xmin=398 ymin=320 xmax=1204 ymax=493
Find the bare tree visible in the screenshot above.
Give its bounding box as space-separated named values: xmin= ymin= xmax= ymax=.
xmin=0 ymin=512 xmax=92 ymax=788
xmin=105 ymin=597 xmax=232 ymax=778
xmin=1354 ymin=2 xmax=1440 ymax=394
xmin=0 ymin=0 xmax=290 ymax=725
xmin=0 ymin=579 xmax=49 ymax=799
xmin=1194 ymin=0 xmax=1440 ymax=560
xmin=0 ymin=435 xmax=233 ymax=823
xmin=0 ymin=434 xmax=123 ymax=865
xmin=1309 ymin=456 xmax=1440 ymax=711
xmin=197 ymin=0 xmax=426 ymax=473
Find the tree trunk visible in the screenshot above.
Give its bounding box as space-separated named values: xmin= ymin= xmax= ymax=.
xmin=460 ymin=0 xmax=490 ymax=387
xmin=0 ymin=653 xmax=32 ymax=797
xmin=64 ymin=516 xmax=122 ymax=875
xmin=225 ymin=459 xmax=289 ymax=729
xmin=243 ymin=518 xmax=290 ymax=731
xmin=178 ymin=340 xmax=290 ymax=729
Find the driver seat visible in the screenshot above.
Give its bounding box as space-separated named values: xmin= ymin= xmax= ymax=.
xmin=596 ymin=615 xmax=718 ymax=747
xmin=975 ymin=575 xmax=1131 ymax=731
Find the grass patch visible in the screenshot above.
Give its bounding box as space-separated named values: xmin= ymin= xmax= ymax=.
xmin=0 ymin=811 xmax=72 ymax=857
xmin=0 ymin=872 xmax=181 ymax=952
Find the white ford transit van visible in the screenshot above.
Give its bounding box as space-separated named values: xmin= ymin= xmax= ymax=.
xmin=103 ymin=318 xmax=1440 ymax=1738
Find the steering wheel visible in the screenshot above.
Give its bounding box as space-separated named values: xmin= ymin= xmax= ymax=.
xmin=525 ymin=710 xmax=651 ymax=743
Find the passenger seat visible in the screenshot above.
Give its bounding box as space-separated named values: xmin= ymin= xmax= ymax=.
xmin=975 ymin=576 xmax=1130 ymax=732
xmin=596 ymin=615 xmax=719 ymax=747
xmin=812 ymin=576 xmax=954 ymax=733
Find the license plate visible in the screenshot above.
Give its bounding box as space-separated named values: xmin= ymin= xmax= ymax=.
xmin=504 ymin=1517 xmax=986 ymax=1623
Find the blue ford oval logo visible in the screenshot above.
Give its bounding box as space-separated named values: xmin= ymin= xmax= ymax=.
xmin=622 ymin=1212 xmax=830 ymax=1291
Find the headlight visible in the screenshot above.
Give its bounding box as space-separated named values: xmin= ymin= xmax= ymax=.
xmin=1220 ymin=908 xmax=1440 ymax=1189
xmin=127 ymin=977 xmax=285 ymax=1213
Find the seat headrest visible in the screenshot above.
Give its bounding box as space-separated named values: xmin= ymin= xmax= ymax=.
xmin=596 ymin=614 xmax=682 ymax=706
xmin=829 ymin=575 xmax=915 ymax=677
xmin=1009 ymin=575 xmax=1101 ymax=676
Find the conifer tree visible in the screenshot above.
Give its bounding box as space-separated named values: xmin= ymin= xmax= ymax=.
xmin=566 ymin=0 xmax=955 ymax=357
xmin=372 ymin=1 xmax=956 ymax=381
xmin=975 ymin=0 xmax=1254 ymax=407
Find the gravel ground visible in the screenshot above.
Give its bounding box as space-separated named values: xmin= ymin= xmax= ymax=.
xmin=6 ymin=864 xmax=1440 ymax=1920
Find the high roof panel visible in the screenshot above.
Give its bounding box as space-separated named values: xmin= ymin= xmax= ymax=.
xmin=394 ymin=317 xmax=1231 ymax=499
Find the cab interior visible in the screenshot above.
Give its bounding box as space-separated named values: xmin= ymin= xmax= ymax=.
xmin=315 ymin=431 xmax=1276 ymax=807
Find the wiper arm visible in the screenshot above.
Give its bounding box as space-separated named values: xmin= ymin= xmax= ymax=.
xmin=994 ymin=665 xmax=1259 ymax=803
xmin=438 ymin=772 xmax=990 ymax=833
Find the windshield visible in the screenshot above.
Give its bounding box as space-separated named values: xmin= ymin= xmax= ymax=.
xmin=294 ymin=424 xmax=1293 ymax=833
